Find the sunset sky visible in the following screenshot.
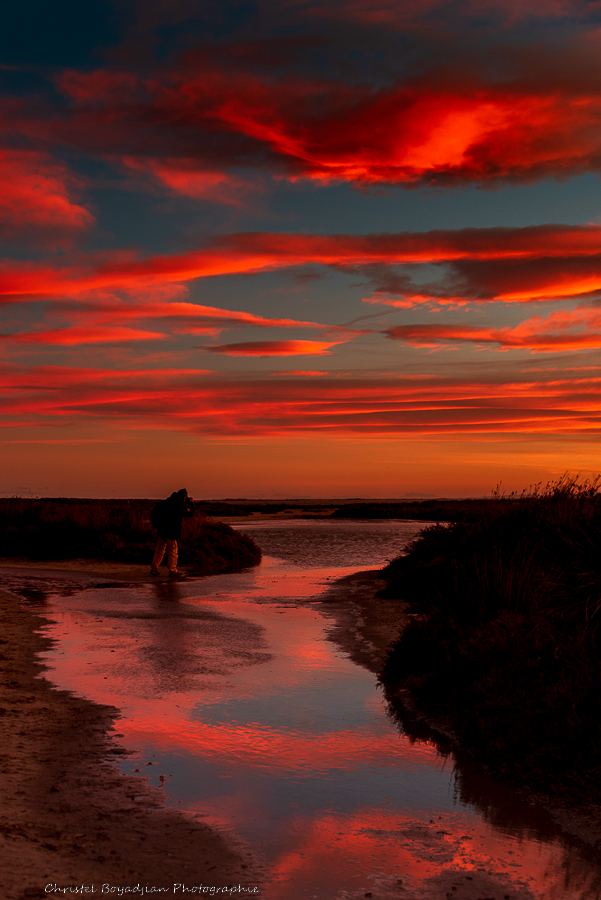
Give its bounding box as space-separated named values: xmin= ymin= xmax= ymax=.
xmin=3 ymin=0 xmax=601 ymax=498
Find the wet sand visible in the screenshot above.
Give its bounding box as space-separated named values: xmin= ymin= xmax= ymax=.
xmin=319 ymin=568 xmax=406 ymax=675
xmin=0 ymin=586 xmax=262 ymax=900
xmin=0 ymin=558 xmax=159 ymax=581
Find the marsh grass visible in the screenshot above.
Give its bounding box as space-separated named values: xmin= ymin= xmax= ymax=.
xmin=0 ymin=497 xmax=261 ymax=575
xmin=379 ymin=476 xmax=601 ymax=800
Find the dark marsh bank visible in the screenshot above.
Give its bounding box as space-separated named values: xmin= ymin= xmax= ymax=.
xmin=0 ymin=497 xmax=261 ymax=576
xmin=379 ymin=477 xmax=601 ymax=805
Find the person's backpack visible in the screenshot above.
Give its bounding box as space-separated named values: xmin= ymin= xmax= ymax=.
xmin=150 ymin=500 xmax=167 ymax=530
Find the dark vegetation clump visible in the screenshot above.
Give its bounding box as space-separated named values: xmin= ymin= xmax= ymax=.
xmin=0 ymin=498 xmax=261 ymax=576
xmin=379 ymin=476 xmax=601 ymax=801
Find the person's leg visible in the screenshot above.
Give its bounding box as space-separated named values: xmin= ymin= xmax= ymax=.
xmin=167 ymin=539 xmax=178 ymax=575
xmin=151 ymin=536 xmax=167 ymax=574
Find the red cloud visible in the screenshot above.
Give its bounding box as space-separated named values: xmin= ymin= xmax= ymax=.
xmin=121 ymin=157 xmax=261 ymax=205
xmin=43 ymin=37 xmax=601 ymax=188
xmin=386 ymin=305 xmax=601 ymax=353
xmin=4 ymin=225 xmax=601 ymax=305
xmin=7 ymin=326 xmax=165 ymax=345
xmin=73 ymin=300 xmax=325 ymax=330
xmin=0 ymin=150 xmax=93 ymax=244
xmin=214 ymin=87 xmax=581 ymax=185
xmin=202 ymin=340 xmax=344 ymax=356
xmin=160 ymin=76 xmax=601 ymax=186
xmin=6 ymin=298 xmax=328 ymax=348
xmin=2 ymin=365 xmax=601 ymax=437
xmin=202 ymin=226 xmax=601 ymax=268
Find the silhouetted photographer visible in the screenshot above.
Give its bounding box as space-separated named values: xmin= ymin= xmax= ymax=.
xmin=150 ymin=488 xmax=195 ymax=578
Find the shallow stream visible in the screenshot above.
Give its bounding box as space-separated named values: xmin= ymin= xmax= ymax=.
xmin=3 ymin=519 xmax=600 ymax=899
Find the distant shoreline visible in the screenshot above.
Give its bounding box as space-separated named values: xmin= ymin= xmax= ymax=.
xmin=199 ymin=497 xmax=501 ymax=522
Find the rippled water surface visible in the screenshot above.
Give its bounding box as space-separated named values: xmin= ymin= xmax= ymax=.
xmin=2 ymin=519 xmax=600 ymax=900
xmin=229 ymin=517 xmax=430 ymax=569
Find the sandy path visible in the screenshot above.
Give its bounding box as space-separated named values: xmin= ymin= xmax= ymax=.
xmin=0 ymin=588 xmax=262 ymax=900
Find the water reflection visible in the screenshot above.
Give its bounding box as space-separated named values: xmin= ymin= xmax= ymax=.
xmin=1 ymin=519 xmax=599 ymax=900
xmin=387 ymin=707 xmax=601 ymax=900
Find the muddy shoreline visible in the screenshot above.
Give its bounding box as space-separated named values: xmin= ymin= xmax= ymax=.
xmin=0 ymin=585 xmax=262 ymax=900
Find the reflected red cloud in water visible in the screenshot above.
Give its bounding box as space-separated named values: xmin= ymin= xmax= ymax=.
xmin=267 ymin=808 xmax=475 ymax=892
xmin=203 ymin=340 xmax=344 ymax=356
xmin=125 ymin=715 xmax=434 ymax=771
xmin=263 ymin=806 xmax=570 ymax=900
xmin=2 ymin=364 xmax=601 ymax=436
